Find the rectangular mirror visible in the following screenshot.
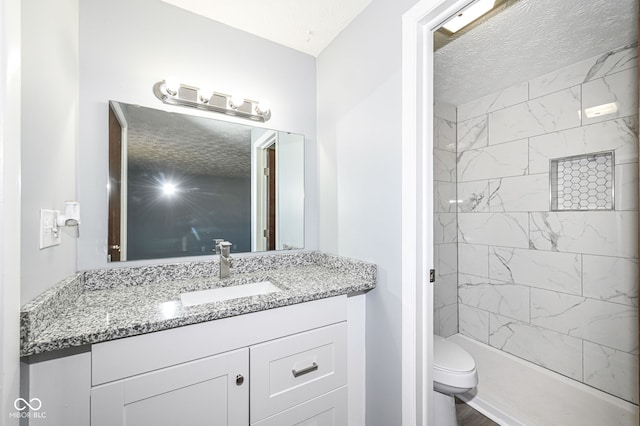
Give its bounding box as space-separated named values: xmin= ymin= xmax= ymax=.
xmin=108 ymin=101 xmax=305 ymax=262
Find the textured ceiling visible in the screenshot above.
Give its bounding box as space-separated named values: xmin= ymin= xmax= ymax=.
xmin=435 ymin=0 xmax=638 ymax=106
xmin=118 ymin=102 xmax=254 ymax=178
xmin=159 ymin=0 xmax=373 ymax=57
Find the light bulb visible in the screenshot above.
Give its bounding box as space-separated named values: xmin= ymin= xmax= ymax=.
xmin=164 ymin=77 xmax=180 ymax=95
xmin=230 ymin=95 xmax=245 ymax=108
xmin=257 ymin=100 xmax=271 ymax=114
xmin=199 ymin=86 xmax=214 ymax=103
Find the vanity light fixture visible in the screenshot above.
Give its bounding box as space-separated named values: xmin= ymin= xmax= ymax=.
xmin=153 ymin=79 xmax=272 ymax=122
xmin=442 ymin=0 xmax=496 ymax=33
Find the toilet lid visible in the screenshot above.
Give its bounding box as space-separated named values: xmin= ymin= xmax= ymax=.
xmin=434 ymin=336 xmax=475 ymax=373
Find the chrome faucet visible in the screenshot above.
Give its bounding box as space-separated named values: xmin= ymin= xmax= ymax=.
xmin=218 ymin=241 xmax=232 ymax=279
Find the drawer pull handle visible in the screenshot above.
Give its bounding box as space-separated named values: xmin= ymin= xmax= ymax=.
xmin=292 ymin=362 xmax=318 ymax=378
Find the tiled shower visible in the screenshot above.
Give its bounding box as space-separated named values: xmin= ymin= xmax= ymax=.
xmin=433 ymin=43 xmax=639 ymax=404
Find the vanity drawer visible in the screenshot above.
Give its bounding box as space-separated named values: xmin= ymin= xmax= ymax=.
xmin=252 ymin=386 xmax=347 ymax=426
xmin=250 ymin=322 xmax=347 ymax=423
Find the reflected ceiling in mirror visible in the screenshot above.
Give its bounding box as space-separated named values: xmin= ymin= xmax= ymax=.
xmin=108 ymin=101 xmax=305 ymax=262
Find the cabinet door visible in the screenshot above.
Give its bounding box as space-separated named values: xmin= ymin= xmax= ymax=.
xmin=91 ymin=348 xmax=248 ymax=426
xmin=252 ymin=387 xmax=347 ymax=426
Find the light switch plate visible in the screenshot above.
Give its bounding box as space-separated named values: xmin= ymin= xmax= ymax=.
xmin=40 ymin=209 xmax=61 ymax=249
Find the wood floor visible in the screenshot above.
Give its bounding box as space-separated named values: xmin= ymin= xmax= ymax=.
xmin=456 ymin=398 xmax=499 ymax=426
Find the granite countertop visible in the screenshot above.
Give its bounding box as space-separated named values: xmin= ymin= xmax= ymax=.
xmin=20 ymin=252 xmax=376 ymax=357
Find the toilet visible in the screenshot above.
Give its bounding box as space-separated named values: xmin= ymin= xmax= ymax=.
xmin=433 ymin=335 xmax=478 ymax=426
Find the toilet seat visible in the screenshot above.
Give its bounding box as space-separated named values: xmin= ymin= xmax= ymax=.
xmin=433 ymin=336 xmax=478 ymax=391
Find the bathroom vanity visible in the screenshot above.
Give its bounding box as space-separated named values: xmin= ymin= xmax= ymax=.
xmin=20 ymin=252 xmax=375 ymax=426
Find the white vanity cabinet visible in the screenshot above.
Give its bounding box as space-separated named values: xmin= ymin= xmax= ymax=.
xmin=86 ymin=295 xmax=348 ymax=426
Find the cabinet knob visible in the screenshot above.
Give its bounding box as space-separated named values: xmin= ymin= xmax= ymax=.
xmin=235 ymin=374 xmax=244 ymax=386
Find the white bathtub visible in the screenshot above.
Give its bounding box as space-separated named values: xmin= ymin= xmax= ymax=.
xmin=448 ymin=334 xmax=639 ymax=426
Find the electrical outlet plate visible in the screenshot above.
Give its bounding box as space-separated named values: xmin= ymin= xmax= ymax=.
xmin=40 ymin=209 xmax=61 ymax=249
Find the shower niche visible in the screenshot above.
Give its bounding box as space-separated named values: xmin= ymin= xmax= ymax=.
xmin=550 ymin=151 xmax=614 ymax=211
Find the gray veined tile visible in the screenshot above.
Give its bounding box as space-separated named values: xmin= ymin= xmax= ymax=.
xmin=436 ymin=243 xmax=457 ymax=276
xmin=438 ymin=303 xmax=458 ymax=338
xmin=434 ymin=273 xmax=457 ymax=309
xmin=582 ymin=67 xmax=638 ymax=126
xmin=529 ymin=44 xmax=638 ymax=99
xmin=458 ymin=274 xmax=529 ymax=322
xmin=529 ymin=116 xmax=638 ymax=174
xmin=457 ymin=115 xmax=488 ymax=152
xmin=434 ymin=148 xmax=457 ymax=182
xmin=530 ymin=288 xmax=639 ymax=354
xmin=583 ymin=255 xmax=638 ymax=307
xmin=488 ymin=87 xmax=581 ymax=145
xmin=489 ymin=247 xmax=581 ymax=295
xmin=434 ymin=117 xmax=456 ymax=153
xmin=434 ymin=213 xmax=457 ymax=244
xmin=583 ymin=44 xmax=638 ymax=82
xmin=614 ymin=163 xmax=639 ymax=211
xmin=457 ymin=181 xmax=489 ymax=213
xmin=458 ymin=212 xmax=529 ymax=249
xmin=457 ymin=82 xmax=528 ymax=122
xmin=489 ymin=174 xmax=549 ymax=212
xmin=459 ymin=304 xmax=489 ymax=344
xmin=434 ymin=181 xmax=457 ymax=213
xmin=529 ymin=211 xmax=638 ymax=258
xmin=584 ymin=341 xmax=639 ymax=404
xmin=458 ymin=243 xmax=489 ymax=277
xmin=457 ymin=139 xmax=528 ymax=182
xmin=435 ymin=100 xmax=456 ymax=122
xmin=489 ymin=313 xmax=583 ymax=380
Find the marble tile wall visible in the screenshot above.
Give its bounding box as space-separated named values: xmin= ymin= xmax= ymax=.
xmin=455 ymin=43 xmax=640 ymax=404
xmin=434 ymin=101 xmax=459 ymax=337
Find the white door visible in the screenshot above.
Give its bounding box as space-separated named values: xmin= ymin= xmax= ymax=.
xmin=91 ymin=348 xmax=249 ymax=426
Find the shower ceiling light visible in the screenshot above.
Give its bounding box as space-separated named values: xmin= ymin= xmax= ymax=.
xmin=584 ymin=102 xmax=618 ymax=118
xmin=153 ymin=79 xmax=272 ymax=122
xmin=442 ymin=0 xmax=497 ymax=33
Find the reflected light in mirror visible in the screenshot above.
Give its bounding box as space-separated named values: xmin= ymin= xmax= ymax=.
xmin=162 ymin=182 xmax=178 ymax=196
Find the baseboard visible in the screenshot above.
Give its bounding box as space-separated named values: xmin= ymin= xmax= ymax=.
xmin=457 ymin=392 xmax=525 ymax=426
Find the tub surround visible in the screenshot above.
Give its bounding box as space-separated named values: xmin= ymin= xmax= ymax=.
xmin=452 ymin=43 xmax=639 ymax=404
xmin=20 ymin=251 xmax=376 ymax=356
xmin=451 ymin=334 xmax=639 ymax=426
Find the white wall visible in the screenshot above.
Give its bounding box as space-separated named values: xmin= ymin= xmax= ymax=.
xmin=0 ymin=0 xmax=21 ymax=420
xmin=20 ymin=0 xmax=79 ymax=304
xmin=317 ymin=0 xmax=419 ymax=423
xmin=78 ymin=0 xmax=317 ymax=270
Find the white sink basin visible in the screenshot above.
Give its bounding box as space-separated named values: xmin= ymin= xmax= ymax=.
xmin=180 ymin=281 xmax=281 ymax=307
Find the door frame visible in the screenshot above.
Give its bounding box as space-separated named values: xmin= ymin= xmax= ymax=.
xmin=0 ymin=0 xmax=21 ymax=418
xmin=401 ymin=1 xmax=478 ymax=424
xmin=252 ymin=130 xmax=277 ymax=252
